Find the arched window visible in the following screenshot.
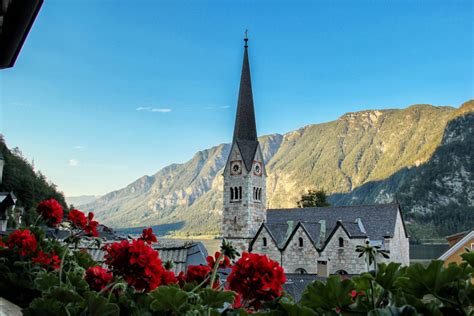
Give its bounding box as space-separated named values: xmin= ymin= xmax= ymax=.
xmin=335 ymin=269 xmax=348 ymax=275
xmin=239 ymin=186 xmax=242 ymax=200
xmin=339 ymin=237 xmax=344 ymax=248
xmin=253 ymin=187 xmax=257 ymax=200
xmin=262 ymin=237 xmax=267 ymax=247
xmin=230 ymin=187 xmax=234 ymax=200
xmin=258 ymin=188 xmax=262 ymax=201
xmin=295 ymin=268 xmax=307 ymax=274
xmin=298 ymin=237 xmax=304 ymax=247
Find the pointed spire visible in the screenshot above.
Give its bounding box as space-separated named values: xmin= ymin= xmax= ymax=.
xmin=233 ymin=32 xmax=257 ymax=142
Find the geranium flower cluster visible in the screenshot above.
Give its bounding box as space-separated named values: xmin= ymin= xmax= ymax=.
xmin=68 ymin=209 xmax=99 ymax=237
xmin=3 ymin=229 xmax=60 ymax=271
xmin=6 ymin=229 xmax=37 ymax=256
xmin=103 ymin=239 xmax=176 ymax=292
xmin=227 ymin=252 xmax=286 ymax=310
xmin=36 ymin=198 xmax=63 ymax=227
xmin=85 ymin=266 xmax=113 ymax=291
xmin=32 ymin=251 xmax=61 ymax=270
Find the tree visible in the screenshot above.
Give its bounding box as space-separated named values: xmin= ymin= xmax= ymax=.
xmin=297 ymin=189 xmax=330 ymax=208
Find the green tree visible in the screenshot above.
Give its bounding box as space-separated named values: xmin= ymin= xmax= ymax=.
xmin=297 ymin=189 xmax=330 ymax=208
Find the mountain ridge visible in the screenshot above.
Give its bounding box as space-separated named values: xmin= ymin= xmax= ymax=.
xmin=81 ymin=101 xmax=473 ymax=240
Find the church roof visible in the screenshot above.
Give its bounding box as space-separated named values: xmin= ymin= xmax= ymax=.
xmin=232 ymin=36 xmax=259 ymax=171
xmin=265 ymin=203 xmax=403 ymax=244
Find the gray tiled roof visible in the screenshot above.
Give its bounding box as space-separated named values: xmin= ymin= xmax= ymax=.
xmin=340 ymin=221 xmax=367 ymax=238
xmin=81 ymin=240 xmax=208 ymax=275
xmin=267 ymin=204 xmax=400 ymax=242
xmin=300 ymin=222 xmax=322 ymax=247
xmin=284 ymin=274 xmax=326 ymax=302
xmin=265 ymin=222 xmax=293 ymax=248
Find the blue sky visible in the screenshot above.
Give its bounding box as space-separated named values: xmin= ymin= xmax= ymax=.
xmin=1 ymin=0 xmax=472 ymax=197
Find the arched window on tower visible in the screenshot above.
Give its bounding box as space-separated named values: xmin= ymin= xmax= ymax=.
xmin=339 ymin=237 xmax=344 ymax=248
xmin=258 ymin=188 xmax=262 ymax=201
xmin=253 ymin=187 xmax=257 ymax=200
xmin=298 ymin=237 xmax=304 ymax=247
xmin=239 ymin=186 xmax=242 ymax=200
xmin=262 ymin=237 xmax=267 ymax=247
xmin=230 ymin=187 xmax=234 ymax=200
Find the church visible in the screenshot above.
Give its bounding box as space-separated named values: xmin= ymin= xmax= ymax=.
xmin=222 ymin=36 xmax=409 ymax=276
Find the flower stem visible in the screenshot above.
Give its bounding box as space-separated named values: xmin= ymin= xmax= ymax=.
xmin=209 ymin=252 xmax=224 ymax=288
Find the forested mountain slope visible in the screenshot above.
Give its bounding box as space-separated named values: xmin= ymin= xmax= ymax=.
xmin=82 ymin=101 xmax=473 ymax=240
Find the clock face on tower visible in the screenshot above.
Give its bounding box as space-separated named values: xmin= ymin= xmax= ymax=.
xmin=230 ymin=160 xmax=242 ymax=175
xmin=253 ymin=161 xmax=263 ymax=176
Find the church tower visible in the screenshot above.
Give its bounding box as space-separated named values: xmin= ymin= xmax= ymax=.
xmin=223 ymin=35 xmax=267 ymax=252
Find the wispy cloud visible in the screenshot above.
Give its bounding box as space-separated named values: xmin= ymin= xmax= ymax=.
xmin=11 ymin=102 xmax=31 ymax=107
xmin=69 ymin=159 xmax=79 ymax=167
xmin=204 ymin=105 xmax=230 ymax=110
xmin=136 ymin=107 xmax=172 ymax=113
xmin=74 ymin=145 xmax=85 ymax=151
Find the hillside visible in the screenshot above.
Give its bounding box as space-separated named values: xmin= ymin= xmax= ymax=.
xmin=82 ymin=101 xmax=474 ymax=240
xmin=0 ymin=135 xmax=67 ymax=225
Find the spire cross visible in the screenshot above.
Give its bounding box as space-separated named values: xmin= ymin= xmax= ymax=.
xmin=244 ymin=29 xmax=248 ymax=47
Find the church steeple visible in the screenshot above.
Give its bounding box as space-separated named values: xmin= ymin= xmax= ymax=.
xmin=222 ymin=33 xmax=267 ymax=253
xmin=233 ymin=34 xmax=257 ymax=142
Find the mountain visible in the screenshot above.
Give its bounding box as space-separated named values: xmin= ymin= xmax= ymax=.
xmin=82 ymin=101 xmax=474 ymax=240
xmin=66 ymin=195 xmax=99 ymax=207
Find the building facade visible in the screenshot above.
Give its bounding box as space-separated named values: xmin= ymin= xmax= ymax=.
xmin=222 ymin=37 xmax=410 ymax=274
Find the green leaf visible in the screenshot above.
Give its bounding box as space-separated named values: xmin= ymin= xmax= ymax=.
xmin=34 ymin=271 xmax=59 ymax=292
xmin=280 ymin=300 xmax=318 ymax=315
xmin=149 ymin=285 xmax=189 ymax=313
xmin=460 ymin=251 xmax=474 ymax=267
xmin=300 ymin=276 xmax=354 ymax=312
xmin=85 ymin=291 xmax=120 ymax=316
xmin=199 ymin=288 xmax=235 ymax=308
xmin=367 ymin=305 xmax=419 ymax=316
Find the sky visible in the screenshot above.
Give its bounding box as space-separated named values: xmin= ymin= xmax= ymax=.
xmin=1 ymin=0 xmax=472 ymax=197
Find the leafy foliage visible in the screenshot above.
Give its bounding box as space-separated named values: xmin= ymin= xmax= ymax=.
xmin=0 ymin=135 xmax=68 ymax=226
xmin=297 ymin=189 xmax=331 ymax=208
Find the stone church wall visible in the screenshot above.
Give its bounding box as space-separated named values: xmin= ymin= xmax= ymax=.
xmin=251 ymin=228 xmax=281 ymax=264
xmin=384 ymin=210 xmax=410 ymax=266
xmin=321 ymin=226 xmax=366 ymax=274
xmin=281 ymin=226 xmax=319 ymax=274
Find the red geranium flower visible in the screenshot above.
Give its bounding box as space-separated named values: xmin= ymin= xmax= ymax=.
xmin=84 ymin=212 xmax=99 ymax=237
xmin=141 ymin=228 xmax=157 ymax=244
xmin=37 ymin=198 xmax=63 ymax=227
xmin=85 ymin=266 xmax=113 ymax=291
xmin=103 ymin=239 xmax=165 ymax=292
xmin=68 ymin=209 xmax=87 ymax=229
xmin=7 ymin=229 xmax=37 ymax=256
xmin=0 ymin=241 xmax=6 ymax=248
xmin=32 ymin=250 xmax=60 ymax=270
xmin=206 ymin=251 xmax=231 ymax=269
xmin=184 ymin=265 xmax=212 ymax=284
xmin=227 ymin=252 xmax=286 ymax=310
xmin=161 ymin=269 xmax=178 ymax=285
